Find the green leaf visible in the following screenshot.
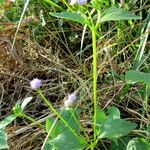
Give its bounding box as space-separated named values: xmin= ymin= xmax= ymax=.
xmin=0 ymin=0 xmax=4 ymax=5
xmin=100 ymin=7 xmax=140 ymax=23
xmin=46 ymin=109 xmax=86 ymax=150
xmin=96 ymin=109 xmax=107 ymax=135
xmin=126 ymin=138 xmax=150 ymax=150
xmin=13 ymin=102 xmax=23 ymax=116
xmin=46 ymin=118 xmax=62 ymax=138
xmin=43 ymin=142 xmax=53 ymax=150
xmin=46 ymin=109 xmax=81 ymax=138
xmin=110 ymin=137 xmax=130 ymax=150
xmin=97 ymin=109 xmax=107 ymax=125
xmin=46 ymin=118 xmax=56 ymax=138
xmin=21 ymin=96 xmax=33 ymax=110
xmin=49 ymin=131 xmax=86 ymax=150
xmin=108 ymin=107 xmax=120 ymax=119
xmin=99 ymin=119 xmax=137 ymax=139
xmin=46 ymin=118 xmax=53 ymax=133
xmin=0 ymin=115 xmax=16 ymax=129
xmin=0 ymin=128 xmax=9 ymax=149
xmin=50 ymin=12 xmax=86 ymax=24
xmin=125 ymin=70 xmax=150 ymax=85
xmin=60 ymin=108 xmax=81 ymax=133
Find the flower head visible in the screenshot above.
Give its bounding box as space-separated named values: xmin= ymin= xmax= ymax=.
xmin=70 ymin=0 xmax=87 ymax=6
xmin=30 ymin=78 xmax=42 ymax=90
xmin=78 ymin=0 xmax=87 ymax=5
xmin=70 ymin=0 xmax=78 ymax=5
xmin=64 ymin=93 xmax=77 ymax=108
xmin=67 ymin=93 xmax=77 ymax=101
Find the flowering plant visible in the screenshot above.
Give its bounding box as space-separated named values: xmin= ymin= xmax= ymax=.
xmin=0 ymin=0 xmax=142 ymax=150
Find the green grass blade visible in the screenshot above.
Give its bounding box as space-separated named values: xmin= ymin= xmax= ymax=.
xmin=133 ymin=11 xmax=150 ymax=70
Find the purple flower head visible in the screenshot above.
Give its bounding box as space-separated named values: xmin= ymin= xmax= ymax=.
xmin=30 ymin=78 xmax=42 ymax=90
xmin=78 ymin=0 xmax=87 ymax=5
xmin=64 ymin=93 xmax=77 ymax=108
xmin=67 ymin=93 xmax=77 ymax=102
xmin=70 ymin=0 xmax=87 ymax=5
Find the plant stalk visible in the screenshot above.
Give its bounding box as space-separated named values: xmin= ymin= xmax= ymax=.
xmin=22 ymin=113 xmax=43 ymax=128
xmin=92 ymin=27 xmax=97 ymax=146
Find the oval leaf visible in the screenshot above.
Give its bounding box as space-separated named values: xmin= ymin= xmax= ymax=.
xmin=100 ymin=7 xmax=140 ymax=22
xmin=49 ymin=131 xmax=86 ymax=150
xmin=99 ymin=119 xmax=137 ymax=139
xmin=125 ymin=70 xmax=150 ymax=85
xmin=97 ymin=108 xmax=107 ymax=125
xmin=108 ymin=106 xmax=120 ymax=119
xmin=50 ymin=12 xmax=85 ymax=24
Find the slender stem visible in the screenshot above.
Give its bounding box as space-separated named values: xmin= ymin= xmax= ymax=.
xmin=43 ymin=0 xmax=64 ymax=11
xmin=62 ymin=0 xmax=74 ymax=11
xmin=92 ymin=27 xmax=97 ymax=146
xmin=144 ymin=85 xmax=150 ymax=118
xmin=96 ymin=10 xmax=101 ymax=28
xmin=22 ymin=113 xmax=43 ymax=128
xmin=37 ymin=89 xmax=88 ymax=146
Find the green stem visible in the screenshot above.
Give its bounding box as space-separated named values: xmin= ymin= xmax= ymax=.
xmin=37 ymin=89 xmax=88 ymax=146
xmin=43 ymin=0 xmax=64 ymax=11
xmin=96 ymin=10 xmax=101 ymax=28
xmin=144 ymin=85 xmax=150 ymax=118
xmin=62 ymin=0 xmax=74 ymax=11
xmin=22 ymin=113 xmax=43 ymax=128
xmin=92 ymin=27 xmax=97 ymax=146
